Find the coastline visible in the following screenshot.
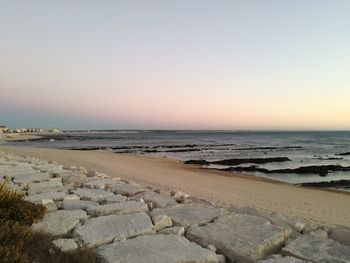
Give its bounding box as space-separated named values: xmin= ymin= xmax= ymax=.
xmin=1 ymin=145 xmax=350 ymax=227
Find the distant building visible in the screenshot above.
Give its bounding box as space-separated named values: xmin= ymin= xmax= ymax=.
xmin=0 ymin=126 xmax=6 ymax=133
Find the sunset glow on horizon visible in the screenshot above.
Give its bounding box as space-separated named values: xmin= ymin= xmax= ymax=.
xmin=1 ymin=1 xmax=350 ymax=130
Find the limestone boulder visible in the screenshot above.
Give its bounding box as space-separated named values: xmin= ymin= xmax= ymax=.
xmin=12 ymin=172 xmax=51 ymax=185
xmin=86 ymin=201 xmax=148 ymax=216
xmin=328 ymin=225 xmax=350 ymax=246
xmin=97 ymin=234 xmax=219 ymax=263
xmin=172 ymin=190 xmax=191 ymax=202
xmin=267 ymin=212 xmax=306 ymax=233
xmin=83 ymin=178 xmax=120 ymax=190
xmin=158 ymin=226 xmax=185 ymax=236
xmin=63 ymin=194 xmax=80 ymax=201
xmin=62 ymin=200 xmax=99 ymax=211
xmin=26 ymin=191 xmax=70 ymax=203
xmin=32 ymin=210 xmax=88 ymax=236
xmin=73 ymin=212 xmax=155 ymax=247
xmin=72 ymin=188 xmax=114 ymax=202
xmin=282 ymin=234 xmax=350 ymax=262
xmin=41 ymin=199 xmax=58 ymax=212
xmin=109 ymin=183 xmax=146 ymax=197
xmin=131 ymin=190 xmax=177 ymax=208
xmin=104 ymin=194 xmax=127 ymax=203
xmin=52 ymin=238 xmax=78 ymax=252
xmin=308 ymin=229 xmax=328 ymax=239
xmin=186 ymin=213 xmax=291 ymax=262
xmin=150 ymin=203 xmax=228 ymax=228
xmin=152 ymin=214 xmax=172 ymax=231
xmin=27 ymin=178 xmax=64 ymax=194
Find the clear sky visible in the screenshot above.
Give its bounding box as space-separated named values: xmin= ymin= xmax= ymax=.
xmin=1 ymin=1 xmax=349 ymax=130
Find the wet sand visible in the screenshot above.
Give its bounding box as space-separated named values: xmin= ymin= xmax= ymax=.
xmin=1 ymin=146 xmax=350 ymax=227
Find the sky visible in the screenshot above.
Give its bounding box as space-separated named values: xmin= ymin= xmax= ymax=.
xmin=1 ymin=1 xmax=350 ymax=130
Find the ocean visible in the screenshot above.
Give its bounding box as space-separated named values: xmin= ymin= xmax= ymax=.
xmin=6 ymin=130 xmax=350 ymax=188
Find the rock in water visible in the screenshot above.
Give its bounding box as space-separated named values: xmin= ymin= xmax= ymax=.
xmin=31 ymin=210 xmax=88 ymax=236
xmin=73 ymin=212 xmax=155 ymax=247
xmin=150 ymin=203 xmax=228 ymax=228
xmin=97 ymin=234 xmax=219 ymax=263
xmin=186 ymin=213 xmax=291 ymax=262
xmin=282 ymin=234 xmax=350 ymax=262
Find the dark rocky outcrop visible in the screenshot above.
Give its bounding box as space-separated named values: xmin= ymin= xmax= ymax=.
xmin=224 ymin=165 xmax=350 ymax=177
xmin=299 ymin=180 xmax=350 ymax=188
xmin=212 ymin=157 xmax=291 ymax=166
xmin=236 ymin=146 xmax=302 ymax=151
xmin=185 ymin=157 xmax=291 ymax=166
xmin=336 ymin=152 xmax=350 ymax=156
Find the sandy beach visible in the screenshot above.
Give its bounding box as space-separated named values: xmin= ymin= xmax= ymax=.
xmin=1 ymin=145 xmax=349 ymax=227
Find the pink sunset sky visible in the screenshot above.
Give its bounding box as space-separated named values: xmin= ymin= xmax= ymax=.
xmin=1 ymin=1 xmax=350 ymax=130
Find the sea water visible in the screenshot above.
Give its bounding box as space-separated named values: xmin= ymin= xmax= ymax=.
xmin=6 ymin=130 xmax=350 ymax=185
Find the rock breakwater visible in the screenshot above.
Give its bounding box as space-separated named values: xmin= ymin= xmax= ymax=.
xmin=1 ymin=150 xmax=350 ymax=262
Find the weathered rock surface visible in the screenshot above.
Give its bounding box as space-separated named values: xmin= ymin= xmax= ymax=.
xmin=268 ymin=212 xmax=306 ymax=233
xmin=62 ymin=200 xmax=99 ymax=210
xmin=52 ymin=238 xmax=78 ymax=252
xmin=172 ymin=190 xmax=191 ymax=202
xmin=231 ymin=205 xmax=261 ymax=217
xmin=63 ymin=194 xmax=80 ymax=201
xmin=186 ymin=213 xmax=291 ymax=262
xmin=73 ymin=212 xmax=155 ymax=247
xmin=328 ymin=225 xmax=350 ymax=246
xmin=104 ymin=194 xmax=127 ymax=203
xmin=282 ymin=234 xmax=350 ymax=262
xmin=152 ymin=214 xmax=172 ymax=231
xmin=72 ymin=188 xmax=114 ymax=202
xmin=131 ymin=190 xmax=177 ymax=208
xmin=86 ymin=201 xmax=148 ymax=216
xmin=150 ymin=203 xmax=228 ymax=228
xmin=109 ymin=183 xmax=146 ymax=196
xmin=83 ymin=178 xmax=119 ymax=190
xmin=257 ymin=255 xmax=309 ymax=262
xmin=32 ymin=210 xmax=88 ymax=236
xmin=86 ymin=170 xmax=108 ymax=178
xmin=158 ymin=226 xmax=185 ymax=236
xmin=97 ymin=234 xmax=220 ymax=263
xmin=308 ymin=229 xmax=328 ymax=239
xmin=27 ymin=178 xmax=64 ymax=194
xmin=12 ymin=172 xmax=51 ymax=185
xmin=41 ymin=199 xmax=58 ymax=212
xmin=26 ymin=191 xmax=69 ymax=203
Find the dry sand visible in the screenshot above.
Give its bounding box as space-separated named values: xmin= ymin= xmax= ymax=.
xmin=1 ymin=146 xmax=350 ymax=227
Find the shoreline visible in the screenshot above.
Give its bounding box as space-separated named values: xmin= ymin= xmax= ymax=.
xmin=1 ymin=145 xmax=350 ymax=227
